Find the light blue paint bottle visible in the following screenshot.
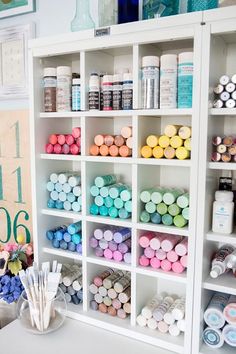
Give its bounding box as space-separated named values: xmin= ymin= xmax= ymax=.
xmin=178 ymin=52 xmax=193 ymax=108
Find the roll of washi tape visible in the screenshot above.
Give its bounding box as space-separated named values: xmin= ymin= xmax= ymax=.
xmin=94 ymin=134 xmax=105 ymax=146
xmin=118 ymin=239 xmax=131 ymax=254
xmin=211 ymin=152 xmax=221 ymax=162
xmin=159 ymin=135 xmax=170 ymax=148
xmin=164 ymin=146 xmax=176 ymax=159
xmin=153 ymin=146 xmax=164 ymax=159
xmin=121 ymin=126 xmax=132 ymax=139
xmin=104 ymin=135 xmax=114 ymax=147
xmin=76 ymin=137 xmax=81 ymax=147
xmin=178 ymin=126 xmax=191 ymax=140
xmin=119 ymin=145 xmax=132 ymax=157
xmin=114 ymin=135 xmax=125 ymax=147
xmin=176 ymin=146 xmax=190 ymax=160
xmin=90 ymin=144 xmax=100 ymax=156
xmin=126 ymin=137 xmax=132 ymax=149
xmin=164 ymin=125 xmax=181 ymax=138
xmin=109 ymin=145 xmax=119 ymax=157
xmin=146 ymin=135 xmax=159 ymax=148
xmin=114 ymin=198 xmax=124 ymax=209
xmin=114 ymin=275 xmax=131 ymax=293
xmin=55 ymin=200 xmax=64 ymax=209
xmin=161 ymin=235 xmax=182 ymax=252
xmin=72 ymin=201 xmax=81 ymax=212
xmin=141 ymin=145 xmax=153 ymax=158
xmin=100 ymin=144 xmax=109 ymax=156
xmin=203 ymin=327 xmax=224 ymax=349
xmin=170 ymin=135 xmax=183 ymax=149
xmin=73 ymin=185 xmax=81 ymax=196
xmin=50 ymin=190 xmax=59 ymax=201
xmin=50 ymin=173 xmax=58 ymax=183
xmin=217 ymin=144 xmax=227 ymax=154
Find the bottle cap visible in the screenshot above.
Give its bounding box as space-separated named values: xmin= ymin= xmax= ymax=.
xmin=161 ymin=54 xmax=177 ymax=67
xmin=103 ymin=75 xmax=113 ymax=83
xmin=142 ymin=56 xmax=159 ymax=67
xmin=57 ymin=66 xmax=72 ymax=76
xmin=73 ymin=78 xmax=81 ymax=85
xmin=123 ymin=73 xmax=132 ymax=81
xmin=44 ymin=67 xmax=56 ymax=77
xmin=178 ymin=52 xmax=193 ymax=64
xmin=215 ymin=190 xmax=234 ymax=202
xmin=91 ymin=72 xmax=98 ymax=76
xmin=210 ymin=265 xmax=221 ymax=279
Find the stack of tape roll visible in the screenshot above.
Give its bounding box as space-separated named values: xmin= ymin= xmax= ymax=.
xmin=45 ymin=127 xmax=81 ymax=155
xmin=59 ymin=264 xmax=83 ymax=305
xmin=139 ymin=232 xmax=188 ymax=274
xmin=90 ymin=226 xmax=131 ymax=263
xmin=140 ymin=187 xmax=189 ymax=227
xmin=203 ymin=292 xmax=236 ymax=348
xmin=213 ymin=74 xmax=236 ymax=109
xmin=141 ymin=125 xmax=191 ymax=160
xmin=90 ymin=269 xmax=131 ymax=319
xmin=90 ymin=174 xmax=132 ymax=219
xmin=90 ymin=126 xmax=132 ymax=157
xmin=212 ymin=135 xmax=236 ymax=162
xmin=47 ymin=172 xmax=82 ymax=212
xmin=136 ymin=293 xmax=186 ymax=336
xmin=46 ymin=221 xmax=82 ymax=254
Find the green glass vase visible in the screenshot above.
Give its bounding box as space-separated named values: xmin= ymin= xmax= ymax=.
xmin=71 ymin=0 xmax=95 ymax=32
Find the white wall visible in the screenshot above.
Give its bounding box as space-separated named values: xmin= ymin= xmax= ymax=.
xmin=0 ymin=0 xmax=98 ymax=109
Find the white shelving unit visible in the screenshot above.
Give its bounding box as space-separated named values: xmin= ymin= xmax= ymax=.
xmin=29 ymin=6 xmax=236 ymax=354
xmin=193 ymin=9 xmax=236 ymax=354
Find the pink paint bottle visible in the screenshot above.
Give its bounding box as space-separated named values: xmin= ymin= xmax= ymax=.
xmin=113 ymin=250 xmax=123 ymax=262
xmin=144 ymin=246 xmax=155 ymax=259
xmin=62 ymin=143 xmax=70 ymax=154
xmin=70 ymin=144 xmax=80 ymax=155
xmin=149 ymin=233 xmax=166 ymax=251
xmin=172 ymin=261 xmax=185 ymax=273
xmin=58 ymin=134 xmax=66 ymax=145
xmin=66 ymin=134 xmax=75 ymax=146
xmin=156 ymin=249 xmax=167 ymax=260
xmin=167 ymin=250 xmax=179 ymax=263
xmin=104 ymin=248 xmax=113 ymax=260
xmin=139 ymin=232 xmax=155 ymax=248
xmin=175 ymin=238 xmax=188 ymax=256
xmin=161 ymin=259 xmax=172 ymax=272
xmin=53 ymin=143 xmax=62 ymax=154
xmin=150 ymin=257 xmax=161 ymax=269
xmin=180 ymin=255 xmax=188 ymax=268
xmin=72 ymin=127 xmax=81 ymax=139
xmin=139 ymin=255 xmax=150 ymax=267
xmin=161 ymin=235 xmax=182 ymax=252
xmin=45 ymin=143 xmax=54 ymax=154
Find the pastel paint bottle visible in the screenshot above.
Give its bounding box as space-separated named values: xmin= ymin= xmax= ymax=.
xmin=167 ymin=250 xmax=179 ymax=263
xmin=108 ymin=288 xmax=117 ymax=300
xmin=223 ymin=295 xmax=236 ymax=325
xmin=141 ymin=295 xmax=163 ymax=319
xmin=169 ymin=324 xmax=181 ymax=337
xmin=151 ymin=212 xmax=162 ymax=224
xmin=147 ymin=318 xmax=158 ymax=330
xmin=204 ymin=292 xmax=230 ymax=329
xmin=163 ymin=299 xmax=181 ymax=325
xmin=180 ymin=255 xmax=188 ymax=268
xmin=172 ymin=298 xmax=185 ymax=320
xmin=162 ymin=214 xmax=173 ymax=226
xmin=113 ymin=228 xmax=131 ymax=243
xmin=210 ymin=244 xmax=235 ymax=279
xmin=144 ymin=246 xmax=155 ymax=259
xmin=93 ymin=269 xmax=114 ymax=287
xmin=174 ymin=215 xmax=188 ymax=228
xmin=153 ymin=296 xmax=174 ymax=322
xmin=161 ymin=259 xmax=172 ymax=272
xmin=113 ymin=250 xmax=123 ymax=262
xmin=108 ymin=240 xmax=118 ymax=252
xmin=172 ymin=261 xmax=185 ymax=274
xmin=161 ymin=235 xmax=182 ymax=252
xmin=137 ymin=315 xmax=147 ymax=327
xmin=175 ymin=238 xmax=188 ymax=256
xmin=170 ymin=135 xmax=184 ymax=149
xmin=177 ymin=319 xmax=186 ymax=332
xmin=203 ymin=327 xmax=224 ymax=349
xmin=114 ymin=274 xmax=131 ymax=293
xmin=104 ymin=248 xmax=113 ymax=260
xmin=150 ymin=257 xmax=161 ymax=269
xmin=223 ymin=324 xmax=236 ymax=347
xmin=177 ymin=193 xmax=189 ymax=208
xmin=140 ymin=210 xmax=151 ymax=223
xmin=95 ymin=247 xmax=104 ymax=257
xmin=163 ymin=189 xmax=184 ymax=205
xmin=156 ymin=249 xmax=167 ymax=261
xmin=149 ymin=233 xmax=165 ymax=251
xmin=124 ymin=252 xmax=131 ymax=264
xmin=118 ymin=239 xmax=131 ymax=254
xmin=139 ymin=255 xmax=150 ymax=267
xmin=157 ymin=321 xmax=169 ymax=334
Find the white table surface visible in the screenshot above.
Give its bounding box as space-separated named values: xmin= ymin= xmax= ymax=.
xmin=0 ymin=319 xmax=175 ymax=354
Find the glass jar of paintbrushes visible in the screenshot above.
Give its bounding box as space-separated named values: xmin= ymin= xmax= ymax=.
xmin=16 ymin=261 xmax=67 ymax=334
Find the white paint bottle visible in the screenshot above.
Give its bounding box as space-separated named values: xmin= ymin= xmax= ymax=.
xmin=160 ymin=54 xmax=177 ymax=109
xmin=212 ymin=191 xmax=234 ymax=234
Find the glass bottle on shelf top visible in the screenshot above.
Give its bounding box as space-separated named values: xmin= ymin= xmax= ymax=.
xmin=99 ymin=0 xmax=118 ymax=27
xmin=142 ymin=0 xmax=179 ymax=19
xmin=188 ymin=0 xmax=218 ymax=11
xmin=118 ymin=0 xmax=139 ymax=24
xmin=71 ymin=0 xmax=95 ymax=32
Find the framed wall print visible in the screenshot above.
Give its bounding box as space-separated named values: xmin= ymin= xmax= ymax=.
xmin=0 ymin=0 xmax=35 ymax=19
xmin=0 ymin=23 xmax=35 ymax=98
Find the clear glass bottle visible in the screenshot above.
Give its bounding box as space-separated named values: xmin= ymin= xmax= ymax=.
xmin=99 ymin=0 xmax=118 ymax=27
xmin=71 ymin=0 xmax=95 ymax=32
